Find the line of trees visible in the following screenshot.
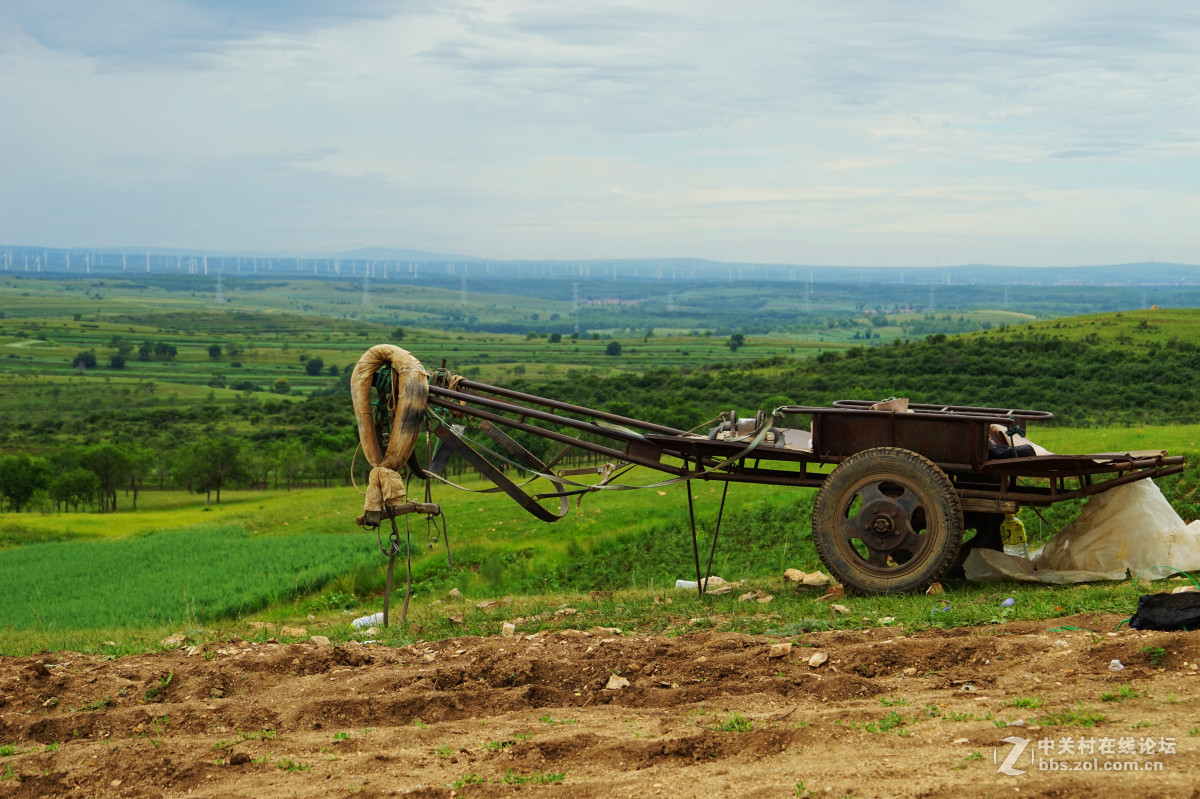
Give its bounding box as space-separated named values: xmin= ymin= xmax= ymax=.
xmin=0 ymin=434 xmax=360 ymax=513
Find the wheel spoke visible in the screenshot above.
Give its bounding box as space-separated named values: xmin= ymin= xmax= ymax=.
xmin=901 ymin=529 xmax=926 ymax=556
xmin=855 ymin=482 xmax=888 ymax=509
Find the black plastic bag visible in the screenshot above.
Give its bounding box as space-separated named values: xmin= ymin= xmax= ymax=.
xmin=1129 ymin=592 xmax=1200 ymax=631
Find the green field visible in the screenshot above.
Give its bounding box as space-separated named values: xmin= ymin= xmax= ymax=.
xmin=3 ymin=274 xmax=1200 ymax=654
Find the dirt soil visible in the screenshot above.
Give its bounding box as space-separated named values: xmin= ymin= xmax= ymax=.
xmin=1 ymin=614 xmax=1199 ymax=798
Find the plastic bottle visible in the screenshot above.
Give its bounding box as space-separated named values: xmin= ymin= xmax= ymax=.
xmin=1000 ymin=513 xmax=1029 ymax=559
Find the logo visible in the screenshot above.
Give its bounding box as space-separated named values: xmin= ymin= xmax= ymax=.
xmin=996 ymin=736 xmax=1031 ymax=776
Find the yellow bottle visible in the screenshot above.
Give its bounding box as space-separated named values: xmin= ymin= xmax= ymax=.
xmin=1000 ymin=513 xmax=1029 ymax=559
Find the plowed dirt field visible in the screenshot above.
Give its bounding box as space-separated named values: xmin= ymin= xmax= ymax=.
xmin=2 ymin=614 xmax=1198 ymax=798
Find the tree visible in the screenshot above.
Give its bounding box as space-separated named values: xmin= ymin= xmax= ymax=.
xmin=272 ymin=378 xmax=291 ymax=395
xmin=208 ymin=372 xmax=227 ymax=388
xmin=605 ymin=341 xmax=623 ymax=356
xmin=74 ymin=351 xmax=97 ymax=370
xmin=109 ymin=353 xmax=126 ymax=369
xmin=79 ymin=442 xmax=132 ymax=513
xmin=392 ymin=327 xmax=406 ymax=341
xmin=208 ymin=343 xmax=222 ymax=358
xmin=49 ymin=468 xmax=99 ymax=512
xmin=154 ymin=342 xmax=177 ymax=359
xmin=304 ymin=357 xmax=325 ymax=376
xmin=549 ymin=332 xmax=562 ymax=343
xmin=327 ymin=364 xmax=339 ymax=377
xmin=0 ymin=453 xmax=48 ymax=512
xmin=176 ymin=437 xmax=248 ymax=504
xmin=728 ymin=333 xmax=746 ymax=352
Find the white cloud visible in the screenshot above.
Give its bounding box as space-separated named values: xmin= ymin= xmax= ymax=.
xmin=1 ymin=0 xmax=1199 ymax=265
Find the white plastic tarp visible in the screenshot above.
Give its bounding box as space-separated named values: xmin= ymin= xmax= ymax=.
xmin=965 ymin=480 xmax=1200 ymax=584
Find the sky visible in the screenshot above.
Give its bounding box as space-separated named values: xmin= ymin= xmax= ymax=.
xmin=1 ymin=1 xmax=1199 ymax=267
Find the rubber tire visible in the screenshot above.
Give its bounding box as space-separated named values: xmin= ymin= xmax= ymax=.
xmin=812 ymin=447 xmax=964 ymax=595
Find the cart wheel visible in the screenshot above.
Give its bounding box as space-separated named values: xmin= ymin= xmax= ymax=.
xmin=813 ymin=447 xmax=963 ymax=594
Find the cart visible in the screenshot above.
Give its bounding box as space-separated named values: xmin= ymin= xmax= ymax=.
xmin=358 ymin=351 xmax=1185 ymax=595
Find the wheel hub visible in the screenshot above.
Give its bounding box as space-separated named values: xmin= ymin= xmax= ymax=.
xmin=858 ymin=499 xmax=908 ymax=550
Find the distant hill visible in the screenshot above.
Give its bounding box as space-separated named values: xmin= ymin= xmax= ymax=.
xmin=511 ymin=308 xmax=1200 ymax=429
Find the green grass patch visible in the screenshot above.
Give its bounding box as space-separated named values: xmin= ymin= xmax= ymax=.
xmin=0 ymin=523 xmax=370 ymax=631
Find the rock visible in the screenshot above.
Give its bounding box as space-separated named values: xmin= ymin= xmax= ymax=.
xmin=558 ymin=629 xmax=591 ymax=637
xmin=42 ymin=696 xmax=58 ymax=707
xmin=738 ymin=591 xmax=758 ymax=603
xmin=362 ymin=627 xmax=379 ymax=636
xmin=605 ymin=675 xmax=631 ymax=690
xmin=926 ymin=582 xmax=944 ymax=595
xmin=186 ymin=645 xmax=206 ymax=657
xmin=28 ymin=661 xmax=51 ymax=677
xmin=449 ymin=615 xmax=464 ymax=624
xmin=808 ymin=652 xmax=828 ymax=668
xmin=757 ymin=594 xmax=774 ymax=604
xmin=784 ymin=568 xmax=807 ymax=583
xmin=448 ymin=588 xmax=463 ymax=599
xmin=815 ymin=585 xmax=845 ymax=602
xmin=229 ymin=752 xmax=251 ymax=766
xmin=310 ymin=635 xmax=332 ymax=647
xmin=553 ymin=607 xmax=578 ymax=617
xmin=768 ymin=642 xmax=792 ymax=658
xmin=501 ymin=622 xmax=516 ymax=637
xmin=902 ymin=667 xmax=917 ymax=676
xmin=591 ymin=626 xmax=622 ymax=635
xmin=830 ymin=604 xmax=851 ymax=615
xmin=279 ymin=626 xmax=308 ymax=638
xmin=160 ymin=633 xmax=188 ymax=648
xmin=802 ymin=571 xmax=831 ymax=587
xmin=953 ymin=737 xmax=970 ymax=745
xmin=1172 ymin=585 xmax=1198 ymax=594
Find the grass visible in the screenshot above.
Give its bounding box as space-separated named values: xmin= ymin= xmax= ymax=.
xmin=1140 ymin=645 xmax=1168 ymax=666
xmin=1101 ymin=684 xmax=1141 ymax=703
xmin=1004 ymin=696 xmax=1044 ymax=710
xmin=709 ymin=712 xmax=754 ymax=733
xmin=1035 ymin=704 xmax=1109 ymax=727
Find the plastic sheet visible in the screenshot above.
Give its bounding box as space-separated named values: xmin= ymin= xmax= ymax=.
xmin=965 ymin=480 xmax=1200 ymax=584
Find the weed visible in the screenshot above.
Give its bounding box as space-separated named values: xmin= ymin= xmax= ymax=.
xmin=44 ymin=741 xmax=59 ymax=753
xmin=333 ymin=731 xmax=351 ymax=742
xmin=451 ymin=773 xmax=484 ymax=788
xmin=1139 ymin=646 xmax=1168 ymax=666
xmin=953 ymin=751 xmax=983 ymax=770
xmin=709 ymin=712 xmax=753 ymax=733
xmin=0 ymin=745 xmax=15 ymax=757
xmin=276 ymin=759 xmax=311 ymax=772
xmin=1 ymin=764 xmax=19 ymax=783
xmin=413 ymin=718 xmax=427 ymax=730
xmin=539 ymin=715 xmax=577 ymax=725
xmin=1004 ymin=696 xmax=1043 ymax=710
xmin=864 ymin=711 xmax=907 ymax=735
xmin=483 ymin=739 xmax=515 ymax=751
xmin=503 ymin=769 xmax=565 ymax=785
xmin=436 ymin=745 xmax=453 ymax=760
xmin=924 ymin=704 xmax=942 ymax=719
xmin=1035 ymin=704 xmax=1108 ymax=727
xmin=1101 ymin=684 xmax=1140 ymax=703
xmin=1188 ymin=728 xmax=1199 ymax=736
xmin=880 ymin=695 xmax=908 ymax=707
xmin=79 ymin=696 xmax=115 ymax=711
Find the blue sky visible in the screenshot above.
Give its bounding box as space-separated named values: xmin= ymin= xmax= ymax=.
xmin=1 ymin=1 xmax=1198 ymax=266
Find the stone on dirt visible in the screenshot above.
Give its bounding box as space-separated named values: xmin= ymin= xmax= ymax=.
xmin=926 ymin=582 xmax=945 ymax=595
xmin=802 ymin=571 xmax=831 ymax=587
xmin=310 ymin=635 xmax=332 ymax=647
xmin=160 ymin=633 xmax=188 ymax=648
xmin=784 ymin=568 xmax=806 ymax=582
xmin=448 ymin=588 xmax=463 ymax=599
xmin=501 ymin=622 xmax=516 ymax=637
xmin=768 ymin=642 xmax=792 ymax=658
xmin=830 ymin=604 xmax=851 ymax=615
xmin=605 ymin=675 xmax=631 ymax=690
xmin=808 ymin=652 xmax=828 ymax=668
